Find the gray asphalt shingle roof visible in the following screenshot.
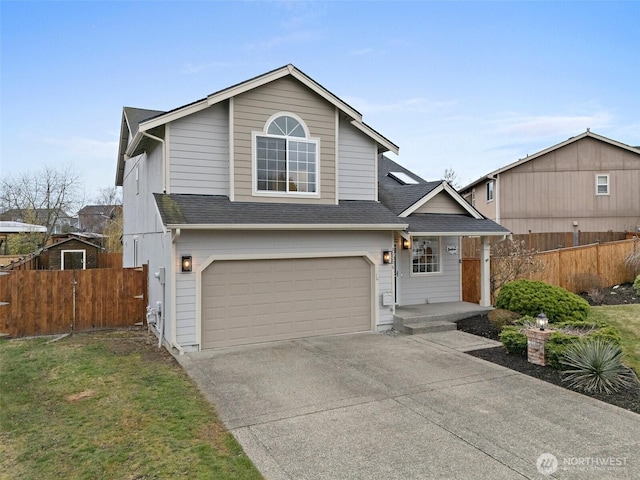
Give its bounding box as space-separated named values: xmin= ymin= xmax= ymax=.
xmin=378 ymin=155 xmax=441 ymax=214
xmin=406 ymin=214 xmax=510 ymax=235
xmin=153 ymin=194 xmax=408 ymax=228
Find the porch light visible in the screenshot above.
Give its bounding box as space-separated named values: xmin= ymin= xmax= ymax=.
xmin=536 ymin=312 xmax=548 ymax=331
xmin=382 ymin=250 xmax=392 ymax=264
xmin=181 ymin=255 xmax=192 ymax=273
xmin=402 ymin=237 xmax=411 ymax=250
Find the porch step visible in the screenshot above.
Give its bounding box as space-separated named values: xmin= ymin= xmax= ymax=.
xmin=402 ymin=321 xmax=457 ymax=335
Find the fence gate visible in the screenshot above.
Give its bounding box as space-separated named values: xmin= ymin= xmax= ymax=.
xmin=0 ymin=266 xmax=147 ymax=338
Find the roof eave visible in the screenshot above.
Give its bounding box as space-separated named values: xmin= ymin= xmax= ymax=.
xmin=165 ymin=223 xmax=409 ymax=231
xmin=407 ymin=231 xmax=510 ymax=237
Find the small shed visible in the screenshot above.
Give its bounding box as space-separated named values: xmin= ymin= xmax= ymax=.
xmin=39 ymin=237 xmax=104 ymax=270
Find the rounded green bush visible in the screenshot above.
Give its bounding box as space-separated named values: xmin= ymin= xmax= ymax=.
xmin=495 ymin=279 xmax=590 ymax=323
xmin=498 ymin=326 xmax=527 ymax=356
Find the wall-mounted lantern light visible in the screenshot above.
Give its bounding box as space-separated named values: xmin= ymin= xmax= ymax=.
xmin=382 ymin=250 xmax=392 ymax=264
xmin=536 ymin=312 xmax=548 ymax=331
xmin=402 ymin=238 xmax=411 ymax=250
xmin=181 ymin=255 xmax=192 ymax=273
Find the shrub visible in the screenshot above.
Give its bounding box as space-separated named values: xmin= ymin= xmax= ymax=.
xmin=546 ymin=332 xmax=580 ymax=369
xmin=499 ymin=326 xmax=527 ymax=356
xmin=623 ymin=240 xmax=640 ymax=277
xmin=588 ymin=326 xmax=622 ymax=345
xmin=546 ymin=325 xmax=621 ymax=369
xmin=560 ymin=338 xmax=639 ymax=394
xmin=487 ymin=309 xmax=520 ymax=330
xmin=495 ymin=279 xmax=590 ymax=323
xmin=634 ymin=274 xmax=640 ymax=296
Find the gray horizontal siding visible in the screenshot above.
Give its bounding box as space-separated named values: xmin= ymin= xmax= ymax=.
xmin=396 ymin=237 xmax=461 ymax=305
xmin=338 ymin=118 xmax=376 ymax=200
xmin=169 ymin=104 xmax=229 ymax=195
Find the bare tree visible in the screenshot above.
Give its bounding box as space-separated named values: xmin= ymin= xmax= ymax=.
xmin=94 ymin=186 xmax=122 ymax=206
xmin=490 ymin=238 xmax=545 ymax=300
xmin=0 ymin=164 xmax=83 ymax=248
xmin=442 ymin=167 xmax=461 ymax=189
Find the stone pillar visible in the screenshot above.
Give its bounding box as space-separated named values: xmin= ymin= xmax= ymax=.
xmin=526 ymin=328 xmax=553 ymax=366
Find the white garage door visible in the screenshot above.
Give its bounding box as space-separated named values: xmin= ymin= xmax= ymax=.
xmin=201 ymin=256 xmax=372 ymax=349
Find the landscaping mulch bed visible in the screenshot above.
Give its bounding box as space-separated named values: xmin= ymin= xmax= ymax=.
xmin=579 ymin=282 xmax=639 ymax=306
xmin=456 ymin=314 xmax=640 ymax=414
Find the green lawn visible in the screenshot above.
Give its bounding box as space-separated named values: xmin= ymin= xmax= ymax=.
xmin=0 ymin=330 xmax=263 ymax=480
xmin=588 ymin=304 xmax=640 ymax=374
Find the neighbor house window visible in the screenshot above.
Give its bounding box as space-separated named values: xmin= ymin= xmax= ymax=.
xmin=596 ymin=174 xmax=610 ymax=195
xmin=255 ymin=114 xmax=318 ymax=194
xmin=486 ymin=181 xmax=494 ymax=202
xmin=412 ymin=236 xmax=441 ymax=274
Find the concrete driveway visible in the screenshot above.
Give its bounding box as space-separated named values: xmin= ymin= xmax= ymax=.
xmin=178 ymin=332 xmax=639 ymax=479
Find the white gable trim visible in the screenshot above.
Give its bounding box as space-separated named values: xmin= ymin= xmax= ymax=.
xmin=399 ymin=182 xmax=482 ymax=219
xmin=128 ymin=65 xmax=398 ymax=156
xmin=349 ymin=120 xmax=399 ymax=155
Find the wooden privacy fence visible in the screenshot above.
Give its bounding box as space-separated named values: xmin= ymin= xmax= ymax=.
xmin=461 ymin=231 xmax=631 ymax=257
xmin=0 ymin=266 xmax=147 ymax=337
xmin=462 ymin=239 xmax=638 ymax=304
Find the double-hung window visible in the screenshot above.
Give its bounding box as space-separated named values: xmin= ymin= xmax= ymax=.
xmin=486 ymin=180 xmax=494 ymax=202
xmin=255 ymin=114 xmax=318 ymax=194
xmin=412 ymin=236 xmax=441 ymax=274
xmin=595 ymin=174 xmax=609 ymax=195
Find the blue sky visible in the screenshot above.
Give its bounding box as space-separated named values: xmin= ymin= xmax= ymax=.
xmin=2 ymin=0 xmax=639 ymax=202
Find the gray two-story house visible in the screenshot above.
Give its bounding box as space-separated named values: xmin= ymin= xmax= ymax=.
xmin=116 ymin=65 xmax=508 ymax=352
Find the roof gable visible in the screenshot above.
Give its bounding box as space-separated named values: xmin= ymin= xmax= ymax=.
xmin=116 ymin=65 xmax=399 ymax=186
xmin=377 ymin=155 xmax=483 ymax=219
xmin=460 ymin=130 xmax=640 ymax=192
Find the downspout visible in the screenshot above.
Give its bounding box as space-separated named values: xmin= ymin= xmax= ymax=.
xmin=170 ymin=228 xmax=184 ymax=355
xmin=491 ymin=174 xmax=500 ymax=224
xmin=141 ymin=132 xmax=167 ymax=194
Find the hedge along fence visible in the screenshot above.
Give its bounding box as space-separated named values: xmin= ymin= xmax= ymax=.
xmin=0 ymin=266 xmax=147 ymax=337
xmin=462 ymin=238 xmax=638 ymax=303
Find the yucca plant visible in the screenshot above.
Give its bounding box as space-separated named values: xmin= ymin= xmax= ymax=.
xmin=560 ymin=338 xmax=638 ymax=394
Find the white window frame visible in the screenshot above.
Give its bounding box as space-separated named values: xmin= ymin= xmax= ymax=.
xmin=410 ymin=236 xmax=442 ymax=275
xmin=595 ymin=174 xmax=610 ymax=196
xmin=61 ymin=249 xmax=86 ymax=270
xmin=486 ymin=181 xmax=494 ymax=202
xmin=252 ymin=112 xmax=320 ymax=198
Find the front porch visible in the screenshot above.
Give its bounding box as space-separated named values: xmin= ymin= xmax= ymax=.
xmin=393 ymin=301 xmax=493 ymax=335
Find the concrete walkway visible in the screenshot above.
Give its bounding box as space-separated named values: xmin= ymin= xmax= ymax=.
xmin=178 ymin=331 xmax=639 ymax=479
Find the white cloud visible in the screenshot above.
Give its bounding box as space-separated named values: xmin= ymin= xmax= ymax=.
xmin=488 ymin=112 xmax=613 ymax=138
xmin=343 ymin=95 xmax=457 ymax=114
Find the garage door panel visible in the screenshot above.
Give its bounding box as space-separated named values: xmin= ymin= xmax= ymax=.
xmin=201 ymin=256 xmax=372 ymax=349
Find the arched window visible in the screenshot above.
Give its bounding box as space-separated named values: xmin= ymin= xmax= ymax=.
xmin=255 ymin=114 xmax=318 ymax=194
